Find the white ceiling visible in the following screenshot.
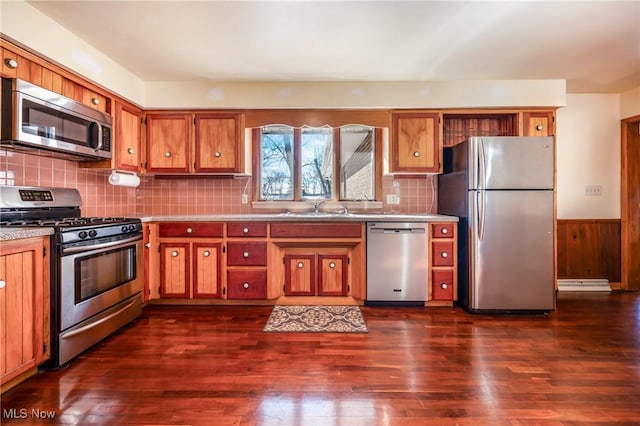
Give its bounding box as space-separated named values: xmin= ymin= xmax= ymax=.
xmin=26 ymin=1 xmax=640 ymax=93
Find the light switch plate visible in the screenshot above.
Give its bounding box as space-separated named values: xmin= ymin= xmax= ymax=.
xmin=386 ymin=194 xmax=400 ymax=205
xmin=584 ymin=184 xmax=602 ymax=196
xmin=241 ymin=194 xmax=248 ymax=203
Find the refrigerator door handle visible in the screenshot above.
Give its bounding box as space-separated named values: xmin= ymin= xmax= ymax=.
xmin=478 ymin=190 xmax=485 ymax=241
xmin=478 ymin=139 xmax=486 ymax=190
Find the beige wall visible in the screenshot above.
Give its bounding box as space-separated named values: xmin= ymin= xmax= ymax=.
xmin=556 ymin=94 xmax=621 ymax=219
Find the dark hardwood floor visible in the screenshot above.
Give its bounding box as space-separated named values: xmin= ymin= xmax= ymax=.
xmin=2 ymin=291 xmax=640 ymax=425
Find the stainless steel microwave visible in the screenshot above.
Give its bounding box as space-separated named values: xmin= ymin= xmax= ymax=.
xmin=1 ymin=78 xmax=112 ymax=161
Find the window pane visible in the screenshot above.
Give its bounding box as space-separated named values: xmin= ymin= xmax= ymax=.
xmin=260 ymin=126 xmax=294 ymax=200
xmin=340 ymin=126 xmax=375 ymax=201
xmin=301 ymin=128 xmax=333 ymax=199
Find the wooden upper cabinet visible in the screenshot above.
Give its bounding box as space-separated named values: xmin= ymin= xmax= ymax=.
xmin=392 ymin=112 xmax=441 ymax=173
xmin=146 ymin=113 xmax=192 ymax=173
xmin=523 ymin=111 xmax=555 ymax=136
xmin=195 ymin=113 xmax=243 ymax=173
xmin=115 ymin=102 xmax=143 ymax=172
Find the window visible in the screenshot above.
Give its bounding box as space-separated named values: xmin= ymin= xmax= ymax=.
xmin=258 ymin=124 xmax=375 ymax=202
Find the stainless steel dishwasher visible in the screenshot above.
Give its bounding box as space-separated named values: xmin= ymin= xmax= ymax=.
xmin=366 ymin=222 xmax=428 ymax=305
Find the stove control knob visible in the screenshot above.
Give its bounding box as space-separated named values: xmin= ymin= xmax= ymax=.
xmin=88 ymin=230 xmax=98 ymax=238
xmin=122 ymin=225 xmax=129 ymax=232
xmin=78 ymin=231 xmax=88 ymax=239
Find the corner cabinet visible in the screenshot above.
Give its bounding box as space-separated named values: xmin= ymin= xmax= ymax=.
xmin=391 ymin=112 xmax=441 ymax=174
xmin=0 ymin=237 xmax=49 ymax=390
xmin=146 ymin=112 xmax=246 ymax=174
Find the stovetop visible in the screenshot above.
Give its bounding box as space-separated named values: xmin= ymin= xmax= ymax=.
xmin=1 ymin=216 xmax=135 ymax=228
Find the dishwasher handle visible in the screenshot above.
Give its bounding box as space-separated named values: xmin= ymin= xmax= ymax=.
xmin=369 ymin=228 xmax=426 ymax=234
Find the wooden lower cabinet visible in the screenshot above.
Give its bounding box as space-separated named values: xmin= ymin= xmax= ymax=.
xmin=0 ymin=237 xmax=48 ymax=389
xmin=159 ymin=241 xmax=223 ymax=299
xmin=428 ymin=223 xmax=457 ymax=304
xmin=227 ymin=270 xmax=267 ymax=299
xmin=284 ymin=251 xmax=348 ymax=296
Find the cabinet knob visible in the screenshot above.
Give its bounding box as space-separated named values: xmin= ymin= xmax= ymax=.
xmin=4 ymin=58 xmax=18 ymax=69
xmin=91 ymin=97 xmax=100 ymax=106
xmin=243 ymin=282 xmax=250 ymax=289
xmin=165 ymin=151 xmax=172 ymax=158
xmin=297 ymin=262 xmax=304 ymax=269
xmin=329 ymin=262 xmax=336 ymax=269
xmin=441 ymin=228 xmax=448 ymax=234
xmin=127 ymin=148 xmax=134 ymax=155
xmin=0 ymin=279 xmax=5 ymax=289
xmin=203 ymin=250 xmax=210 ymax=257
xmin=441 ymin=282 xmax=448 ymax=289
xmin=186 ymin=227 xmax=193 ymax=234
xmin=413 ymin=151 xmax=420 ymax=157
xmin=536 ymin=124 xmax=544 ymax=131
xmin=171 ymin=250 xmax=179 ymax=257
xmin=214 ymin=152 xmax=221 ymax=158
xmin=441 ymin=252 xmax=448 ymax=258
xmin=243 ymin=251 xmax=250 ymax=258
xmin=144 ymin=242 xmax=151 ymax=248
xmin=242 ymin=227 xmax=250 ymax=234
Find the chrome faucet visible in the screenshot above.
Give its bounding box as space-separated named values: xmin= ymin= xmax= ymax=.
xmin=313 ymin=199 xmax=326 ymax=213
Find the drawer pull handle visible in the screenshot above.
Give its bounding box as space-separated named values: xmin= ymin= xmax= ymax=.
xmin=441 ymin=252 xmax=448 ymax=258
xmin=441 ymin=283 xmax=448 ymax=289
xmin=413 ymin=151 xmax=420 ymax=157
xmin=165 ymin=151 xmax=172 ymax=158
xmin=0 ymin=279 xmax=5 ymax=289
xmin=203 ymin=250 xmax=210 ymax=257
xmin=441 ymin=228 xmax=448 ymax=234
xmin=329 ymin=262 xmax=336 ymax=269
xmin=171 ymin=251 xmax=179 ymax=257
xmin=4 ymin=58 xmax=18 ymax=69
xmin=214 ymin=152 xmax=221 ymax=158
xmin=243 ymin=251 xmax=250 ymax=258
xmin=536 ymin=124 xmax=544 ymax=131
xmin=127 ymin=148 xmax=134 ymax=155
xmin=186 ymin=227 xmax=193 ymax=234
xmin=243 ymin=282 xmax=250 ymax=289
xmin=297 ymin=262 xmax=304 ymax=269
xmin=243 ymin=227 xmax=250 ymax=234
xmin=91 ymin=97 xmax=100 ymax=106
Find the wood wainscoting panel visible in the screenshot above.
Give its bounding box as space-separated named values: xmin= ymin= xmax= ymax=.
xmin=557 ymin=219 xmax=621 ymax=283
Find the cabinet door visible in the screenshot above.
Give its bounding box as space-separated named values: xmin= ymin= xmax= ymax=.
xmin=392 ymin=112 xmax=440 ymax=173
xmin=193 ymin=243 xmax=222 ymax=298
xmin=195 ymin=113 xmax=242 ymax=173
xmin=284 ymin=254 xmax=316 ymax=296
xmin=523 ymin=112 xmax=554 ymax=136
xmin=115 ymin=102 xmax=143 ymax=172
xmin=0 ymin=239 xmax=43 ymax=385
xmin=146 ymin=114 xmax=191 ymax=173
xmin=317 ymin=254 xmax=348 ymax=296
xmin=159 ymin=243 xmax=190 ymax=298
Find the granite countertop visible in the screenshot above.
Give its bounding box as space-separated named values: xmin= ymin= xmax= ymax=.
xmin=0 ymin=227 xmax=55 ymax=242
xmin=141 ymin=213 xmax=458 ymax=223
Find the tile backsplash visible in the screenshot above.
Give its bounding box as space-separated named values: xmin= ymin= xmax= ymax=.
xmin=1 ymin=150 xmax=437 ymax=217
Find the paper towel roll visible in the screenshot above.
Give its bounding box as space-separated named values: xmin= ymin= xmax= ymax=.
xmin=109 ymin=170 xmax=140 ymax=187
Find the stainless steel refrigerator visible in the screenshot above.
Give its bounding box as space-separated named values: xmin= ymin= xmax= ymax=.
xmin=438 ymin=136 xmax=555 ymax=313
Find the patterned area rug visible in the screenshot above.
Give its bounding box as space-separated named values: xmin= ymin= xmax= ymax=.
xmin=263 ymin=305 xmax=368 ymax=333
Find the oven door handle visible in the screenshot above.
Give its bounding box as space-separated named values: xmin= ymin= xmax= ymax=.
xmin=61 ymin=235 xmax=142 ymax=255
xmin=61 ymin=297 xmax=139 ymax=339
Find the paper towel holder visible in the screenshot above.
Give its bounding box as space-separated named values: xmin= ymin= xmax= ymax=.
xmin=109 ymin=169 xmax=141 ymax=187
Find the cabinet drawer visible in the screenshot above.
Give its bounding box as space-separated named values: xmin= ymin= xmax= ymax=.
xmin=227 ymin=242 xmax=267 ymax=266
xmin=432 ymin=270 xmax=454 ymax=300
xmin=227 ymin=222 xmax=267 ymax=238
xmin=227 ymin=270 xmax=267 ymax=299
xmin=432 ymin=241 xmax=454 ymax=266
xmin=432 ymin=223 xmax=454 ymax=239
xmin=159 ymin=223 xmax=223 ymax=238
xmin=270 ymin=222 xmax=361 ymax=238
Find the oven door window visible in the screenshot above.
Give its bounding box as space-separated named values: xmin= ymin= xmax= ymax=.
xmin=74 ymin=245 xmax=137 ymax=303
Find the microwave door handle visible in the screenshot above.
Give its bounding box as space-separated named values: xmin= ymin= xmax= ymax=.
xmin=88 ymin=121 xmax=103 ymax=152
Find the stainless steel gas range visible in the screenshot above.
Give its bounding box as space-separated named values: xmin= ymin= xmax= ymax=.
xmin=0 ymin=185 xmax=143 ymax=367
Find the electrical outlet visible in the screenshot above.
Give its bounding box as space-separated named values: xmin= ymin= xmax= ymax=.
xmin=386 ymin=194 xmax=400 ymax=205
xmin=584 ymin=184 xmax=602 ymax=196
xmin=241 ymin=194 xmax=248 ymax=204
